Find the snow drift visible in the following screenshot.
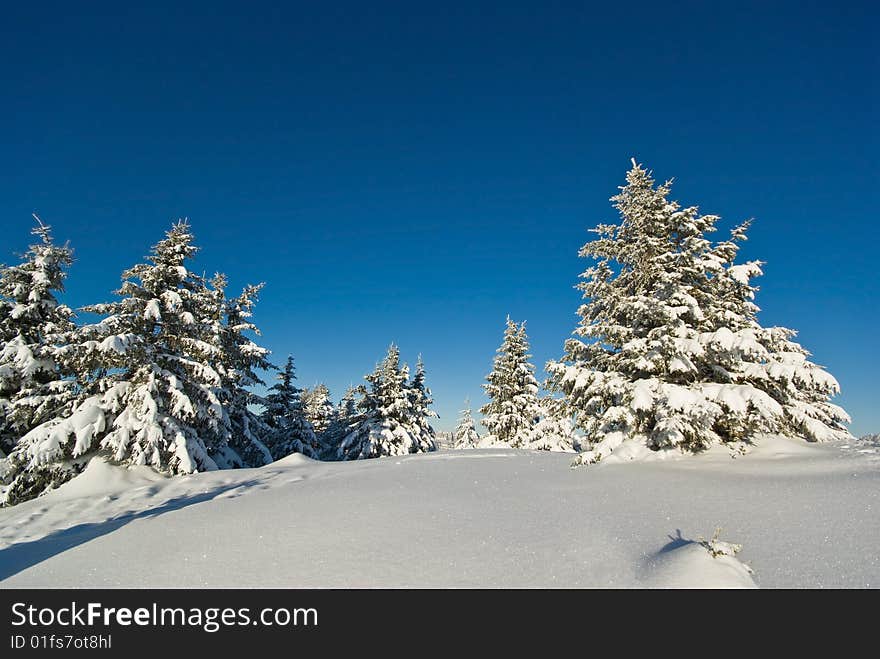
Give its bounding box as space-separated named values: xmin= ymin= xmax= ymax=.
xmin=0 ymin=438 xmax=876 ymax=588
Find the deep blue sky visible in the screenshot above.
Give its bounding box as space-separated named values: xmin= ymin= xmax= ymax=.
xmin=1 ymin=1 xmax=877 ymax=434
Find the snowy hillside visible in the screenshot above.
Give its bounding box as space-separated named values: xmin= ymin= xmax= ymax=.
xmin=1 ymin=438 xmax=877 ymax=588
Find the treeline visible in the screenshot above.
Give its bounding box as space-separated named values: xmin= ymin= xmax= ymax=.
xmin=0 ymin=220 xmax=436 ymax=505
xmin=1 ymin=160 xmax=854 ymax=504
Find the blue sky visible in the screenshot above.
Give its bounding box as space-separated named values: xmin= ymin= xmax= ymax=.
xmin=1 ymin=1 xmax=877 ymax=434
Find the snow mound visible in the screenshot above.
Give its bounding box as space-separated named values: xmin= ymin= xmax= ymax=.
xmin=580 ymin=434 xmax=840 ymax=467
xmin=743 ymin=435 xmax=831 ymax=459
xmin=595 ymin=438 xmax=679 ymax=464
xmin=476 ymin=436 xmax=511 ymax=449
xmin=642 ymin=534 xmax=756 ymax=588
xmin=272 ymin=452 xmax=317 ymax=467
xmin=47 ymin=457 xmax=167 ymax=501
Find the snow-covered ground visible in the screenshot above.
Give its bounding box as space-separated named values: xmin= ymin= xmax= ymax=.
xmin=1 ymin=437 xmax=877 ymax=588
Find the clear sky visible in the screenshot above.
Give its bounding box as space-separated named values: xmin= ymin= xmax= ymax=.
xmin=1 ymin=1 xmax=877 ymax=434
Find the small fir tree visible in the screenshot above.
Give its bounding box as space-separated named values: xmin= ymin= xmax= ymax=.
xmin=453 ymin=399 xmax=481 ymax=449
xmin=407 ymin=355 xmax=438 ymax=452
xmin=260 ymin=356 xmax=318 ymax=460
xmin=303 ymin=384 xmax=335 ymax=437
xmin=321 ymin=386 xmax=360 ymax=459
xmin=479 ymin=317 xmax=541 ymax=447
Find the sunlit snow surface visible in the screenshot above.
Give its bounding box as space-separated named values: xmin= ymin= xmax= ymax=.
xmin=1 ymin=437 xmax=877 ymax=588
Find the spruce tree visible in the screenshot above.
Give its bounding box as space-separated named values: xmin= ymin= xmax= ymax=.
xmin=260 ymin=356 xmax=318 ymax=460
xmin=2 ymin=221 xmax=232 ymax=504
xmin=0 ymin=218 xmax=76 ymax=455
xmin=547 ymin=161 xmax=851 ymax=464
xmin=479 ymin=317 xmax=541 ymax=447
xmin=337 ymin=345 xmax=437 ymax=459
xmin=210 ymin=277 xmax=274 ymax=468
xmin=407 ymin=355 xmax=438 ymax=452
xmin=529 ymin=397 xmax=576 ymax=452
xmin=453 ymin=399 xmax=481 ymax=449
xmin=321 ymin=386 xmax=359 ymax=459
xmin=302 ymin=384 xmax=334 ymax=437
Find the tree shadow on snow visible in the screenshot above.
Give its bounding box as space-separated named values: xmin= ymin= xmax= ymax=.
xmin=634 ymin=529 xmax=698 ymax=583
xmin=0 ymin=480 xmax=258 ymax=582
xmin=657 ymin=529 xmax=694 ymax=553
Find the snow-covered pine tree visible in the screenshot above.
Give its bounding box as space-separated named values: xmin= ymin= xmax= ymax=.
xmin=529 ymin=397 xmax=576 ymax=452
xmin=479 ymin=317 xmax=541 ymax=447
xmin=0 ymin=218 xmax=76 ymax=456
xmin=337 ymin=345 xmax=437 ymax=459
xmin=453 ymin=398 xmax=481 ymax=449
xmin=209 ymin=276 xmax=274 ymax=468
xmin=407 ymin=355 xmax=438 ymax=452
xmin=320 ymin=386 xmax=359 ymax=459
xmin=2 ymin=221 xmax=233 ymax=505
xmin=260 ymin=356 xmax=318 ymax=460
xmin=547 ymin=160 xmax=851 ymax=465
xmin=302 ymin=383 xmax=335 ymax=437
xmin=692 ymin=218 xmax=850 ymax=447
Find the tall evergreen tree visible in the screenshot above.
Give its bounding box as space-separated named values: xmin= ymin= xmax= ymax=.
xmin=453 ymin=398 xmax=481 ymax=449
xmin=337 ymin=345 xmax=436 ymax=459
xmin=260 ymin=356 xmax=318 ymax=460
xmin=547 ymin=161 xmax=851 ymax=464
xmin=407 ymin=355 xmax=438 ymax=451
xmin=479 ymin=317 xmax=541 ymax=447
xmin=2 ymin=221 xmax=233 ymax=504
xmin=210 ymin=276 xmax=274 ymax=468
xmin=0 ymin=218 xmax=76 ymax=455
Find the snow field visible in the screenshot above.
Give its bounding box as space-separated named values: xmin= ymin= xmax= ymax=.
xmin=1 ymin=438 xmax=876 ymax=588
